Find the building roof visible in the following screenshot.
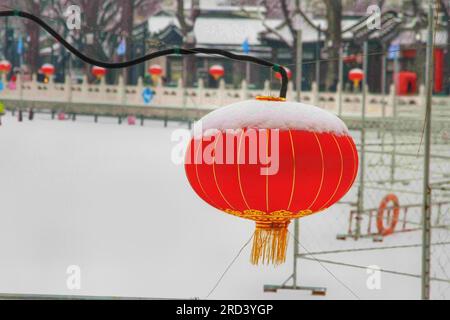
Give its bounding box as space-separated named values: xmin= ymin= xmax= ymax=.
xmin=391 ymin=29 xmax=448 ymax=46
xmin=148 ymin=15 xmax=359 ymax=47
xmin=148 ymin=15 xmax=281 ymax=46
xmin=147 ymin=5 xmax=448 ymax=49
xmin=261 ymin=19 xmax=359 ymax=46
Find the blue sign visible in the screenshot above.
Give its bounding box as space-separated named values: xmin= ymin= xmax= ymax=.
xmin=0 ymin=81 xmax=3 ymax=92
xmin=388 ymin=44 xmax=400 ymax=60
xmin=17 ymin=36 xmax=23 ymax=55
xmin=117 ymin=38 xmax=126 ymax=56
xmin=142 ymin=87 xmax=154 ymax=104
xmin=242 ymin=38 xmax=250 ymax=54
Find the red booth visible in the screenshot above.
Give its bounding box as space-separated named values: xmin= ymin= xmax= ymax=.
xmin=434 ymin=48 xmax=444 ymax=93
xmin=396 ymin=71 xmax=417 ymax=95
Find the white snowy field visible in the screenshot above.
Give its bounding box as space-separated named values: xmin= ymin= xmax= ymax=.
xmin=0 ymin=112 xmax=447 ymax=300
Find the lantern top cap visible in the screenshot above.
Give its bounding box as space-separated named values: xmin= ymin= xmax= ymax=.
xmin=256 ymin=96 xmax=286 ymax=102
xmin=196 ymin=99 xmax=349 ymax=136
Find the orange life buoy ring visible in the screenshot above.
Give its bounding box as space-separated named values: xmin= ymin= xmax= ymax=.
xmin=377 ymin=194 xmax=400 ymax=236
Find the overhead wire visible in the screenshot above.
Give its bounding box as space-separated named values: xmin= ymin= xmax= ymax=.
xmin=0 ymin=9 xmax=289 ymax=98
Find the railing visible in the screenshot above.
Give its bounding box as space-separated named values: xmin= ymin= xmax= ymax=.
xmin=1 ymin=73 xmax=450 ymax=118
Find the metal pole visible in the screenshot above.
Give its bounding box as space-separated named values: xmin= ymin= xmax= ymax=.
xmin=356 ymin=41 xmax=368 ymax=240
xmin=292 ymin=0 xmax=301 ymax=290
xmin=421 ymin=0 xmax=435 ymax=301
xmin=379 ymin=44 xmax=387 ymax=150
xmin=246 ymin=62 xmax=250 ymax=84
xmin=293 ymin=219 xmax=299 ymax=289
xmin=391 ymin=128 xmax=397 ymax=185
xmin=296 ymin=28 xmax=303 ymax=102
xmin=381 ymin=44 xmax=387 ymax=118
xmin=393 ymin=54 xmax=399 ymax=117
xmin=338 ymin=45 xmax=344 ymax=116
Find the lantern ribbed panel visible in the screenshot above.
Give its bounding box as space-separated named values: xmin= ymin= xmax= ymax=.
xmin=185 ymin=129 xmax=358 ymax=218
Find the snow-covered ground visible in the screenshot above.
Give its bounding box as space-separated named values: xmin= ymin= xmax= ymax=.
xmin=0 ymin=112 xmax=448 ymax=299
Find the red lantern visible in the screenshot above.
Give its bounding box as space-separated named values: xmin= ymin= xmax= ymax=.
xmin=148 ymin=64 xmax=163 ymax=76
xmin=185 ymin=97 xmax=358 ymax=265
xmin=348 ymin=68 xmax=364 ymax=90
xmin=92 ymin=66 xmax=107 ymax=79
xmin=275 ymin=67 xmax=292 ymax=80
xmin=148 ymin=64 xmax=163 ymax=84
xmin=0 ymin=60 xmax=12 ymax=73
xmin=209 ymin=65 xmax=225 ymax=80
xmin=40 ymin=63 xmax=55 ymax=76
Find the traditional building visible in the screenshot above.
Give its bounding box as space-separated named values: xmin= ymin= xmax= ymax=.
xmin=134 ymin=0 xmax=449 ymax=93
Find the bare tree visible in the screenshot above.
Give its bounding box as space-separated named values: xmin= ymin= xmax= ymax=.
xmin=4 ymin=0 xmax=159 ymax=79
xmin=117 ymin=0 xmax=161 ymax=83
xmin=274 ymin=0 xmax=342 ymax=90
xmin=176 ymin=0 xmax=200 ymax=86
xmin=322 ymin=0 xmax=342 ymax=90
xmin=18 ymin=0 xmax=52 ymax=73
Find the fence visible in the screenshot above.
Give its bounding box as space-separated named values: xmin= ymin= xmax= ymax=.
xmin=1 ymin=73 xmax=450 ymax=119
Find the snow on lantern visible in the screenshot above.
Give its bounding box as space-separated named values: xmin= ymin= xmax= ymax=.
xmin=275 ymin=67 xmax=292 ymax=81
xmin=348 ymin=68 xmax=364 ymax=90
xmin=40 ymin=63 xmax=55 ymax=83
xmin=0 ymin=60 xmax=12 ymax=73
xmin=209 ymin=65 xmax=225 ymax=81
xmin=148 ymin=64 xmax=163 ymax=84
xmin=92 ymin=66 xmax=107 ymax=80
xmin=185 ymin=96 xmax=358 ymax=265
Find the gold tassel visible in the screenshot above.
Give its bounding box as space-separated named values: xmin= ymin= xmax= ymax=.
xmin=251 ymin=221 xmax=290 ymax=265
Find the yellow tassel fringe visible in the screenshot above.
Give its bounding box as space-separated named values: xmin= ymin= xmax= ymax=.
xmin=251 ymin=221 xmax=290 ymax=265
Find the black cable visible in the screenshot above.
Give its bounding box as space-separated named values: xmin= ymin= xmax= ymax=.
xmin=0 ymin=10 xmax=288 ymax=98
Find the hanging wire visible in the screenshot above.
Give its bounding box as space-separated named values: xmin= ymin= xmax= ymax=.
xmin=288 ymin=230 xmax=361 ymax=300
xmin=204 ymin=234 xmax=253 ymax=299
xmin=3 ymin=6 xmax=450 ymax=100
xmin=417 ymin=0 xmax=440 ymax=156
xmin=0 ymin=9 xmax=289 ymax=98
xmin=2 ymin=4 xmax=450 ymax=72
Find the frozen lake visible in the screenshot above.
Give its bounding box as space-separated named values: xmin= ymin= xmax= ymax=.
xmin=0 ymin=112 xmax=447 ymax=299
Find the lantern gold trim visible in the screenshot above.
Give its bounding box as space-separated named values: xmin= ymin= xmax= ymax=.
xmin=223 ymin=208 xmax=313 ymax=265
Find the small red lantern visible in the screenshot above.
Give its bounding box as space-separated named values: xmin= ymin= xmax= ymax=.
xmin=92 ymin=66 xmax=107 ymax=79
xmin=148 ymin=64 xmax=163 ymax=76
xmin=348 ymin=68 xmax=364 ymax=90
xmin=148 ymin=64 xmax=163 ymax=84
xmin=185 ymin=97 xmax=358 ymax=265
xmin=209 ymin=65 xmax=225 ymax=81
xmin=0 ymin=60 xmax=12 ymax=73
xmin=275 ymin=67 xmax=292 ymax=80
xmin=40 ymin=63 xmax=55 ymax=76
